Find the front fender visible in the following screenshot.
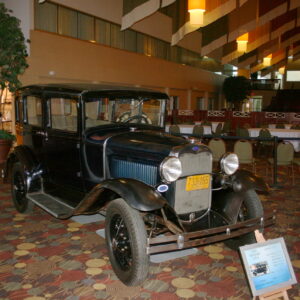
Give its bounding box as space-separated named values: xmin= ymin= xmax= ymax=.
xmin=74 ymin=178 xmax=168 ymax=214
xmin=211 ymin=170 xmax=268 ymax=224
xmin=230 ymin=169 xmax=269 ymax=193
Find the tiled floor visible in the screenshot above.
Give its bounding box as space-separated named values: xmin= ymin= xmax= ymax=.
xmin=0 ymin=163 xmax=299 ymax=300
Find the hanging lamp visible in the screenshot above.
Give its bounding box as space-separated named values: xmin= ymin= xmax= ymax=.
xmin=188 ymin=0 xmax=206 ymax=26
xmin=263 ymin=54 xmax=272 ymax=66
xmin=278 ymin=66 xmax=285 ymax=75
xmin=236 ymin=33 xmax=248 ymax=53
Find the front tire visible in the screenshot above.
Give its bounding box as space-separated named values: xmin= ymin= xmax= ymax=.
xmin=105 ymin=198 xmax=149 ymax=286
xmin=225 ymin=189 xmax=263 ymax=250
xmin=11 ymin=162 xmax=33 ymax=213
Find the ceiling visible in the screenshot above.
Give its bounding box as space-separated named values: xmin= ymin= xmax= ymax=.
xmin=122 ymin=0 xmax=300 ymax=76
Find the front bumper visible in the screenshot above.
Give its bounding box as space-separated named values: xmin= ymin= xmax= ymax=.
xmin=146 ymin=212 xmax=275 ymax=255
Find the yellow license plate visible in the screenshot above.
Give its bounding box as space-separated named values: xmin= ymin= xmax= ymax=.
xmin=186 ymin=174 xmax=210 ymax=191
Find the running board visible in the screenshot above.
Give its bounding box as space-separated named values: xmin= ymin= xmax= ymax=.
xmin=27 ymin=192 xmax=75 ymax=219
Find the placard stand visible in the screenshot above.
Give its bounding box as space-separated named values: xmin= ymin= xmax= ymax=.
xmin=253 ymin=230 xmax=291 ymax=300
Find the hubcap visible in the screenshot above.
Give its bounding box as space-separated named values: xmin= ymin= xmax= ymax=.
xmin=110 ymin=214 xmax=132 ymax=271
xmin=13 ymin=172 xmax=26 ymax=206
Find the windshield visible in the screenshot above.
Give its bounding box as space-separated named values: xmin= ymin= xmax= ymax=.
xmin=85 ymin=97 xmax=166 ymax=128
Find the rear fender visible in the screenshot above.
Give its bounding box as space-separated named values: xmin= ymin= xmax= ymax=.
xmin=74 ymin=178 xmax=168 ymax=214
xmin=4 ymin=145 xmax=40 ymax=182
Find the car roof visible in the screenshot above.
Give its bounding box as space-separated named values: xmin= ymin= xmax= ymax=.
xmin=18 ymin=83 xmax=169 ymax=99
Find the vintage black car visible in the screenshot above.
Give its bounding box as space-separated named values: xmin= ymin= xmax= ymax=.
xmin=5 ymin=84 xmax=273 ymax=286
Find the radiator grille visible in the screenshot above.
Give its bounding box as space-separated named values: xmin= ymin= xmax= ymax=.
xmin=110 ymin=158 xmax=158 ymax=186
xmin=174 ymin=150 xmax=212 ymax=215
xmin=180 ymin=151 xmax=212 ymax=176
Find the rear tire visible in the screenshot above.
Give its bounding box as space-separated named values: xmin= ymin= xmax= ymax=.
xmin=225 ymin=189 xmax=263 ymax=250
xmin=11 ymin=162 xmax=33 ymax=213
xmin=105 ymin=198 xmax=149 ymax=286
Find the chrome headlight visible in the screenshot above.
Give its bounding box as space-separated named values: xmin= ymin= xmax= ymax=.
xmin=220 ymin=153 xmax=239 ymax=175
xmin=160 ymin=156 xmax=182 ymax=182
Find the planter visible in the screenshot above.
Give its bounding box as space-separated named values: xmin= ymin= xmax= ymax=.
xmin=0 ymin=139 xmax=12 ymax=164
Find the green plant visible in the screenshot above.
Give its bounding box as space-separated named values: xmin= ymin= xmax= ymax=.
xmin=0 ymin=129 xmax=15 ymax=141
xmin=223 ymin=76 xmax=251 ymax=110
xmin=0 ymin=2 xmax=28 ymax=134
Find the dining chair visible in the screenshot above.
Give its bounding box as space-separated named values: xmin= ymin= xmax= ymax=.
xmin=169 ymin=124 xmax=180 ymax=135
xmin=291 ymin=124 xmax=300 ymax=129
xmin=221 ymin=120 xmax=231 ymax=135
xmin=293 ymin=158 xmax=300 ymax=171
xmin=208 ymin=138 xmax=226 ymax=163
xmin=238 ymin=128 xmax=250 ymax=138
xmin=214 ymin=122 xmax=223 ymax=136
xmin=267 ymin=142 xmax=295 ymax=185
xmin=257 ymin=128 xmax=273 ymax=157
xmin=234 ymin=139 xmax=256 ymax=174
xmin=192 ymin=124 xmax=204 ymax=137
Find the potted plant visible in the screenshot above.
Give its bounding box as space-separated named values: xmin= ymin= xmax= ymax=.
xmin=223 ymin=76 xmax=251 ymax=111
xmin=0 ymin=126 xmax=15 ymax=164
xmin=0 ymin=3 xmax=28 ymax=163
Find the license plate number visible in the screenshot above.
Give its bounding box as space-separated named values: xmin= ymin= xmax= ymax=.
xmin=186 ymin=174 xmax=210 ymax=191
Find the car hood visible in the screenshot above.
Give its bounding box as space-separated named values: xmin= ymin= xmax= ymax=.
xmin=106 ymin=130 xmax=188 ymax=158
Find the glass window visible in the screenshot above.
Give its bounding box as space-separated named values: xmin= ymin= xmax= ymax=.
xmin=34 ymin=0 xmax=58 ymax=33
xmin=95 ymin=19 xmax=111 ymax=46
xmin=78 ymin=13 xmax=94 ymax=41
xmin=85 ymin=97 xmax=166 ymax=129
xmin=110 ymin=24 xmax=124 ymax=49
xmin=50 ymin=98 xmax=77 ymax=131
xmin=155 ymin=40 xmax=168 ymax=60
xmin=15 ymin=97 xmax=24 ymax=123
xmin=26 ymin=96 xmax=42 ymax=127
xmin=58 ymin=7 xmax=78 ymax=38
xmin=137 ymin=33 xmax=147 ymax=54
xmin=124 ymin=29 xmax=137 ymax=52
xmin=169 ymin=46 xmax=181 ymax=63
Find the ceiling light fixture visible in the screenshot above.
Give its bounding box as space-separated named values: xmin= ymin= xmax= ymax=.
xmin=278 ymin=66 xmax=285 ymax=75
xmin=263 ymin=54 xmax=272 ymax=66
xmin=188 ymin=0 xmax=206 ymax=26
xmin=236 ymin=33 xmax=248 ymax=53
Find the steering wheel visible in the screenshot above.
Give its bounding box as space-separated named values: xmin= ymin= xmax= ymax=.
xmin=124 ymin=114 xmax=152 ymax=124
xmin=117 ymin=112 xmax=152 ymax=124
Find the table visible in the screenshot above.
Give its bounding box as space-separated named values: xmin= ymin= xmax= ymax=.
xmin=194 ymin=121 xmax=224 ymax=132
xmin=268 ymin=124 xmax=293 ymax=129
xmin=248 ymin=128 xmax=300 ymax=152
xmin=165 ymin=124 xmax=212 ymax=135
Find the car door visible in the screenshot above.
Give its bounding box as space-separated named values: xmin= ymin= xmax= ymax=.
xmin=21 ymin=93 xmax=45 ymax=162
xmin=42 ymin=94 xmax=84 ymax=204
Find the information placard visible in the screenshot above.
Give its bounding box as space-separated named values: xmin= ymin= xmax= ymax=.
xmin=240 ymin=237 xmax=297 ymax=297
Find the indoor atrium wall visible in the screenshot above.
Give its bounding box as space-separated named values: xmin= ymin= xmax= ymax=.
xmin=22 ymin=30 xmax=224 ymax=110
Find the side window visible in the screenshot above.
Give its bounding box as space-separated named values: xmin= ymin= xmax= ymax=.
xmin=26 ymin=96 xmax=42 ymax=127
xmin=15 ymin=97 xmax=24 ymax=123
xmin=50 ymin=98 xmax=77 ymax=132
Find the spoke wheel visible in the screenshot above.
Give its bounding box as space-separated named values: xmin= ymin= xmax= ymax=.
xmin=110 ymin=214 xmax=132 ymax=271
xmin=11 ymin=162 xmax=33 ymax=213
xmin=105 ymin=198 xmax=149 ymax=286
xmin=225 ymin=189 xmax=263 ymax=250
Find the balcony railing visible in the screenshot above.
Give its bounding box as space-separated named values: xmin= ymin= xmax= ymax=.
xmin=250 ymin=79 xmax=281 ymax=90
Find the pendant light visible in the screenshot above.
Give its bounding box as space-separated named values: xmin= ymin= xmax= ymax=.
xmin=263 ymin=54 xmax=272 ymax=66
xmin=188 ymin=0 xmax=206 ymax=26
xmin=236 ymin=33 xmax=248 ymax=53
